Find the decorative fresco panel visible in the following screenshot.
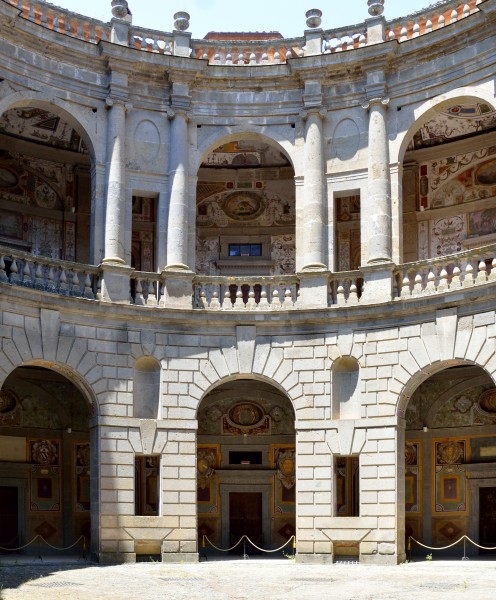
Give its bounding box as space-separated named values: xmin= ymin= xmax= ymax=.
xmin=405 ymin=441 xmax=421 ymax=513
xmin=74 ymin=442 xmax=90 ymax=512
xmin=433 ymin=517 xmax=468 ymax=545
xmin=197 ymin=445 xmax=220 ymax=515
xmin=30 ymin=465 xmax=60 ymax=511
xmin=271 ymin=445 xmax=296 ymax=515
xmin=434 ymin=439 xmax=467 ymax=513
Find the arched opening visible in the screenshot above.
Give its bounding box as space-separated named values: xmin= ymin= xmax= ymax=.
xmin=404 ymin=364 xmax=496 ymax=557
xmin=0 ymin=103 xmax=93 ymax=264
xmin=0 ymin=365 xmax=91 ymax=556
xmin=196 ymin=137 xmax=296 ymax=290
xmin=400 ymin=98 xmax=496 ymax=264
xmin=197 ymin=379 xmax=295 ymax=556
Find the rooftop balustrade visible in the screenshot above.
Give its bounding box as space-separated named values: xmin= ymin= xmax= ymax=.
xmin=3 ymin=0 xmax=486 ymax=62
xmin=2 ymin=244 xmax=495 ymax=311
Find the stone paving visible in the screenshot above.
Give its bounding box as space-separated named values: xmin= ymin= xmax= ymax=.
xmin=1 ymin=557 xmax=496 ymax=599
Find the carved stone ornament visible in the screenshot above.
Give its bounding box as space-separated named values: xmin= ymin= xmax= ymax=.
xmin=478 ymin=389 xmax=496 ymax=415
xmin=173 ymin=11 xmax=190 ymax=31
xmin=276 ymin=448 xmax=296 ymax=489
xmin=111 ymin=0 xmax=129 ymax=19
xmin=222 ymin=402 xmax=270 ymax=435
xmin=436 ymin=441 xmax=464 ymax=465
xmin=223 ymin=192 xmax=265 ymax=221
xmin=305 ymin=9 xmax=322 ymax=29
xmin=197 ymin=448 xmax=216 ymax=489
xmin=368 ymin=0 xmax=385 ymax=17
xmin=31 ymin=439 xmax=58 ymax=465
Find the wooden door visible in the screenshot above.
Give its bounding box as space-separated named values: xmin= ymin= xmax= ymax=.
xmin=229 ymin=492 xmax=263 ymax=553
xmin=479 ymin=487 xmax=496 ymax=552
xmin=0 ymin=486 xmax=18 ymax=553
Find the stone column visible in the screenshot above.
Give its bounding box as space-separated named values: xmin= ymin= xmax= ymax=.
xmin=103 ymin=96 xmax=127 ymax=265
xmin=166 ymin=108 xmax=190 ymax=271
xmin=156 ymin=181 xmax=169 ymax=271
xmin=363 ymin=96 xmax=391 ymax=264
xmin=301 ymin=107 xmax=327 ymax=271
xmin=90 ymin=163 xmax=106 ymax=265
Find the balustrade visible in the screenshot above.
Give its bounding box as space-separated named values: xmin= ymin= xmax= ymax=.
xmin=329 ymin=272 xmax=363 ymax=306
xmin=130 ymin=272 xmax=163 ymax=306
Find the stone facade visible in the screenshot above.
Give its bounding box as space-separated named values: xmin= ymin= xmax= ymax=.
xmin=0 ymin=0 xmax=496 ymax=565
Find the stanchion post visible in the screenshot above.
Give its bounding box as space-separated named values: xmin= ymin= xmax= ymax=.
xmin=293 ymin=536 xmax=296 ymax=561
xmin=462 ymin=536 xmax=469 ymax=560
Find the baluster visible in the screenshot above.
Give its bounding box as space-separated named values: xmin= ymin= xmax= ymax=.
xmin=226 ymin=50 xmax=233 ymax=65
xmin=412 ymin=22 xmax=420 ymax=37
xmin=210 ymin=288 xmax=220 ymax=309
xmin=462 ymin=4 xmax=470 ymax=18
xmin=58 ymin=269 xmax=69 ymax=295
xmin=0 ymin=256 xmax=7 ymax=283
xmin=222 ymin=289 xmax=232 ymax=310
xmin=298 ymin=46 xmax=304 ymax=57
xmin=246 ymin=286 xmax=257 ymax=309
xmin=359 ymin=34 xmax=366 ymax=47
xmin=283 ymin=287 xmax=293 ymax=308
xmin=250 ymin=51 xmax=257 ymax=65
xmin=77 ymin=19 xmax=84 ymax=39
xmin=335 ymin=39 xmax=343 ymax=52
xmin=450 ymin=265 xmax=461 ymax=288
xmin=202 ymin=50 xmax=208 ymax=60
xmin=21 ymin=260 xmax=31 ymax=286
xmin=271 ymin=288 xmax=280 ymax=309
xmin=84 ymin=273 xmax=95 ymax=299
xmin=476 ymin=259 xmax=487 ymax=284
xmin=388 ymin=29 xmax=396 ymax=41
xmin=401 ymin=274 xmax=411 ymax=298
xmin=438 ymin=14 xmax=445 ymax=28
xmin=463 ymin=261 xmax=474 ymax=287
xmin=258 ymin=285 xmax=269 ymax=309
xmin=9 ymin=259 xmax=19 ymax=284
xmin=285 ymin=49 xmax=292 ymax=62
xmin=146 ymin=280 xmax=157 ymax=306
xmin=437 ymin=267 xmax=449 ymax=291
xmin=28 ymin=2 xmax=34 ymax=21
xmin=134 ymin=279 xmax=144 ymax=305
xmin=197 ymin=284 xmax=207 ymax=308
xmin=89 ymin=22 xmax=96 ymax=43
xmin=165 ymin=41 xmax=172 ymax=54
xmin=234 ymin=288 xmax=244 ymax=309
xmin=425 ymin=268 xmax=436 ymax=292
xmin=450 ymin=9 xmax=458 ymax=23
xmin=46 ymin=266 xmax=56 ymax=292
xmin=40 ymin=4 xmax=47 ymax=27
xmin=412 ymin=272 xmax=423 ymax=295
xmin=261 ymin=51 xmax=268 ymax=64
xmin=489 ymin=258 xmax=496 ymax=282
xmin=399 ymin=26 xmax=407 ymax=42
xmin=71 ymin=269 xmax=81 ymax=296
xmin=213 ymin=51 xmax=221 ymax=64
xmin=348 ymin=282 xmax=359 ymax=305
xmin=425 ymin=19 xmax=433 ymax=33
xmin=336 ymin=283 xmax=346 ymax=305
xmin=96 ymin=274 xmax=102 ymax=300
xmin=274 ymin=50 xmax=280 ymax=64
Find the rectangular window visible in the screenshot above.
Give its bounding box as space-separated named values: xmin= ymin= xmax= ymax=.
xmin=229 ymin=451 xmax=263 ymax=465
xmin=335 ymin=456 xmax=360 ymax=517
xmin=135 ymin=455 xmax=160 ymax=516
xmin=228 ymin=243 xmax=262 ymax=257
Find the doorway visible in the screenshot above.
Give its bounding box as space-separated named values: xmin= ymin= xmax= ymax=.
xmin=479 ymin=487 xmax=496 ymax=553
xmin=229 ymin=492 xmax=262 ymax=552
xmin=0 ymin=486 xmax=18 ymax=552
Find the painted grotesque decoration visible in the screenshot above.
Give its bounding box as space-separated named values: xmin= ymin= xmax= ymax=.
xmin=275 ymin=448 xmax=295 ymax=489
xmin=197 ymin=448 xmax=216 ymax=490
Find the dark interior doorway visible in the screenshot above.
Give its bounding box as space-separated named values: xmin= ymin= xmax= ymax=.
xmin=229 ymin=492 xmax=262 ymax=553
xmin=480 ymin=487 xmax=496 ymax=553
xmin=0 ymin=486 xmax=19 ymax=552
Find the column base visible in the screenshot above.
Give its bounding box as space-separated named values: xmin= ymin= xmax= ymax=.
xmin=297 ymin=270 xmax=330 ymax=308
xmin=161 ymin=269 xmax=194 ymax=308
xmin=360 ymin=262 xmax=395 ymax=304
xmin=100 ymin=262 xmax=134 ymax=304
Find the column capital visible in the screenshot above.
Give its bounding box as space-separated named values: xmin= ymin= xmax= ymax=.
xmin=105 ymin=95 xmax=132 ymax=112
xmin=166 ymin=107 xmax=190 ymax=122
xmin=299 ymin=107 xmax=327 ymax=121
xmin=362 ymin=96 xmax=390 ymax=110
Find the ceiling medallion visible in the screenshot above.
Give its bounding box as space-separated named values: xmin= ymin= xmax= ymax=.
xmin=222 ymin=402 xmax=270 ymax=435
xmin=478 ymin=389 xmax=496 ymax=415
xmin=223 ymin=192 xmax=265 ymax=221
xmin=0 ymin=389 xmax=18 ymax=413
xmin=475 ymin=159 xmax=496 ymax=186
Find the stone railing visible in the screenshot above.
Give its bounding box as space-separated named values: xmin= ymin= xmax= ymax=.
xmin=6 ymin=0 xmax=110 ymax=43
xmin=394 ymin=244 xmax=496 ymax=299
xmin=130 ymin=271 xmax=163 ymax=306
xmin=0 ymin=245 xmax=101 ymax=299
xmin=386 ymin=0 xmax=482 ymax=43
xmin=4 ymin=0 xmax=486 ymax=62
xmin=193 ymin=275 xmax=299 ymax=309
xmin=190 ymin=37 xmax=304 ymax=66
xmin=329 ymin=271 xmax=364 ymax=306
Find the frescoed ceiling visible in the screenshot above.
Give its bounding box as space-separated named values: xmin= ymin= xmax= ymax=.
xmin=409 ymin=102 xmax=496 ymax=150
xmin=201 ymin=140 xmax=291 ymax=168
xmin=0 ymin=107 xmax=88 ymax=153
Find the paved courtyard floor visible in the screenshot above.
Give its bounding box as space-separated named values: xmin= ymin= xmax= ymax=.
xmin=1 ymin=556 xmax=496 ymax=599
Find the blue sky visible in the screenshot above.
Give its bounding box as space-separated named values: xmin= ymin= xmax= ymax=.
xmin=52 ymin=1 xmax=436 ymax=38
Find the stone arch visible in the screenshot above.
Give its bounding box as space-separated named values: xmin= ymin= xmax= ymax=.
xmin=193 ymin=127 xmax=299 ymax=176
xmin=395 ymin=88 xmax=496 ymax=167
xmin=0 ymin=90 xmax=100 ymax=164
xmin=0 ymin=358 xmax=99 ymax=418
xmin=133 ymin=356 xmax=161 ymax=419
xmin=397 ymin=358 xmax=496 ymax=419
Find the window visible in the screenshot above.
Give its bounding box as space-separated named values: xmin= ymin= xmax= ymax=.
xmin=135 ymin=455 xmax=160 ymax=516
xmin=228 ymin=243 xmax=262 ymax=257
xmin=335 ymin=456 xmax=360 ymax=516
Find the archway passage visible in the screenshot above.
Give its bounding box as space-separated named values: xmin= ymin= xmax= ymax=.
xmin=197 ymin=379 xmax=295 ymax=556
xmin=404 ymin=365 xmax=496 ymax=557
xmin=401 ymin=99 xmax=496 ymax=264
xmin=0 ymin=105 xmax=92 ymax=263
xmin=0 ymin=366 xmax=90 ymax=556
xmin=196 ymin=138 xmax=296 ymax=284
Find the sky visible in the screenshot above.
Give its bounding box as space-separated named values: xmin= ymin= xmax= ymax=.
xmin=50 ymin=1 xmax=436 ymax=38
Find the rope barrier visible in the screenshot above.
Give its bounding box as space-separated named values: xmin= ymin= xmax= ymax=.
xmin=203 ymin=534 xmax=295 ymax=554
xmin=0 ymin=534 xmax=85 ymax=552
xmin=409 ymin=534 xmax=496 ymax=560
